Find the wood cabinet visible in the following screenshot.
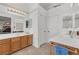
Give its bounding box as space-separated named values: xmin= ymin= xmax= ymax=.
xmin=11 ymin=37 xmax=21 ymax=52
xmin=0 ymin=35 xmax=33 ymax=55
xmin=27 ymin=35 xmax=32 ymax=46
xmin=21 ymin=35 xmax=33 ymax=48
xmin=21 ymin=36 xmax=28 ymax=48
xmin=0 ymin=39 xmax=11 ymax=55
xmin=49 ymin=41 xmax=79 ymax=55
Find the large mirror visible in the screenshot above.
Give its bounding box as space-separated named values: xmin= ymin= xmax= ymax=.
xmin=75 ymin=14 xmax=79 ymax=28
xmin=0 ymin=16 xmax=11 ymax=34
xmin=13 ymin=19 xmax=24 ymax=33
xmin=63 ymin=16 xmax=73 ymax=29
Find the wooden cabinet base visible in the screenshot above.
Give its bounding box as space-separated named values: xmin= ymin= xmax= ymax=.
xmin=49 ymin=41 xmax=79 ymax=55
xmin=0 ymin=35 xmax=33 ymax=55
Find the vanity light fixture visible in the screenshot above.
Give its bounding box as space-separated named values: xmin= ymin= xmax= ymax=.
xmin=7 ymin=7 xmax=26 ymax=17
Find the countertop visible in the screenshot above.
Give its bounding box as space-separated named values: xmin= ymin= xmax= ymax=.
xmin=0 ymin=32 xmax=33 ymax=40
xmin=48 ymin=35 xmax=79 ymax=49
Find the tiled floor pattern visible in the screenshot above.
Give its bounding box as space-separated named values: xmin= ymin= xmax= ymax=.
xmin=12 ymin=44 xmax=50 ymax=55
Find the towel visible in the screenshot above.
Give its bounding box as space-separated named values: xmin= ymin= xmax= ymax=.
xmin=54 ymin=45 xmax=68 ymax=55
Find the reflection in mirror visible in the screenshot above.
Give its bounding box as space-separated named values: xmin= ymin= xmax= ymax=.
xmin=26 ymin=19 xmax=32 ymax=28
xmin=63 ymin=16 xmax=73 ymax=29
xmin=0 ymin=16 xmax=11 ymax=34
xmin=26 ymin=20 xmax=29 ymax=28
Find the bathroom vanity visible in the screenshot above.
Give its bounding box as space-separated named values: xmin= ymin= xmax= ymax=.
xmin=0 ymin=34 xmax=33 ymax=55
xmin=48 ymin=36 xmax=79 ymax=55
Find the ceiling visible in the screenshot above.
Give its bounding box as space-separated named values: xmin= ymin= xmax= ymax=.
xmin=0 ymin=3 xmax=38 ymax=13
xmin=0 ymin=3 xmax=64 ymax=13
xmin=39 ymin=3 xmax=64 ymax=10
xmin=2 ymin=3 xmax=30 ymax=12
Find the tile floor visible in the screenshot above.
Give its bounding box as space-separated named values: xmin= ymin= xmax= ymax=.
xmin=12 ymin=43 xmax=50 ymax=55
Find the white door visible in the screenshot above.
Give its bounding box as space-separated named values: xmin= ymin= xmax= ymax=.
xmin=38 ymin=14 xmax=48 ymax=46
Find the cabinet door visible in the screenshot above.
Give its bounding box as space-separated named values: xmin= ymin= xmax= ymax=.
xmin=27 ymin=35 xmax=32 ymax=45
xmin=0 ymin=39 xmax=10 ymax=55
xmin=11 ymin=37 xmax=21 ymax=52
xmin=21 ymin=36 xmax=28 ymax=48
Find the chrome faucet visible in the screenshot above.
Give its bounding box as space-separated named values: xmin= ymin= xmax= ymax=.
xmin=69 ymin=30 xmax=73 ymax=38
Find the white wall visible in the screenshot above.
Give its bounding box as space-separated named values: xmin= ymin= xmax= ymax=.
xmin=29 ymin=4 xmax=48 ymax=48
xmin=29 ymin=4 xmax=39 ymax=48
xmin=48 ymin=4 xmax=73 ymax=37
xmin=30 ymin=10 xmax=39 ymax=48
